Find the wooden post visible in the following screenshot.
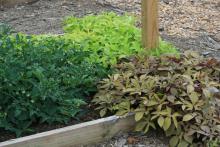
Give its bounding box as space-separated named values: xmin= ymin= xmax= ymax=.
xmin=141 ymin=0 xmax=159 ymax=49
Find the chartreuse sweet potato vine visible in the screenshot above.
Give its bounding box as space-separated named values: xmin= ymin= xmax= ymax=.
xmin=63 ymin=12 xmax=179 ymax=67
xmin=93 ymin=51 xmax=220 ymax=146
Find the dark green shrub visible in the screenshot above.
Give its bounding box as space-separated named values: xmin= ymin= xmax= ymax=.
xmin=0 ymin=23 xmax=12 ymax=37
xmin=93 ymin=51 xmax=220 ymax=146
xmin=0 ymin=26 xmax=109 ymax=136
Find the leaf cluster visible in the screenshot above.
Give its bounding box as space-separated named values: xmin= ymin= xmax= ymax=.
xmin=0 ymin=28 xmax=109 ymax=136
xmin=207 ymin=139 xmax=220 ymax=147
xmin=93 ymin=51 xmax=220 ymax=146
xmin=0 ymin=12 xmax=178 ymax=138
xmin=63 ymin=12 xmax=178 ymax=67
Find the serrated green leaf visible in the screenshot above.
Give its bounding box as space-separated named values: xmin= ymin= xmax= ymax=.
xmin=135 ymin=112 xmax=144 ymax=121
xmin=163 ymin=117 xmax=171 ymax=131
xmin=189 ymin=92 xmax=199 ymax=105
xmin=116 ymin=110 xmax=128 ymax=116
xmin=147 ymin=100 xmax=158 ymax=106
xmin=170 ymin=136 xmax=179 ymax=147
xmin=144 ymin=124 xmax=150 ymax=133
xmin=183 ymin=114 xmax=194 ymax=122
xmin=203 ymin=89 xmax=211 ymax=98
xmin=100 ymin=108 xmax=107 ymax=117
xmin=167 ymin=95 xmax=176 ymax=103
xmin=183 ymin=134 xmax=193 ymax=143
xmin=158 ymin=116 xmax=165 ymax=128
xmin=177 ymin=140 xmax=189 ymax=147
xmin=170 ymin=88 xmax=178 ymax=96
xmin=172 ymin=116 xmax=178 ymax=128
xmin=135 ymin=121 xmax=147 ymax=132
xmin=187 ymin=85 xmax=194 ymax=94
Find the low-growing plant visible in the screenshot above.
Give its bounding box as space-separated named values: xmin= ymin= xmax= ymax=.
xmin=0 ymin=26 xmax=109 ymax=136
xmin=207 ymin=139 xmax=220 ymax=147
xmin=0 ymin=13 xmax=178 ymax=137
xmin=93 ymin=51 xmax=220 ymax=146
xmin=0 ymin=23 xmax=13 ymax=37
xmin=147 ymin=39 xmax=179 ymax=57
xmin=63 ymin=13 xmax=178 ymax=67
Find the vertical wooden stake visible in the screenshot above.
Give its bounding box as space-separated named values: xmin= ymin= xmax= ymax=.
xmin=141 ymin=0 xmax=159 ymax=49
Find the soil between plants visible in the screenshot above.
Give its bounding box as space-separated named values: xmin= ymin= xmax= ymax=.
xmin=83 ymin=131 xmax=169 ymax=147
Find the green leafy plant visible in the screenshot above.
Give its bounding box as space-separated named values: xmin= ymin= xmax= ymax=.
xmin=147 ymin=39 xmax=179 ymax=57
xmin=93 ymin=51 xmax=220 ymax=146
xmin=63 ymin=12 xmax=178 ymax=67
xmin=0 ymin=23 xmax=13 ymax=37
xmin=0 ymin=26 xmax=109 ymax=136
xmin=0 ymin=13 xmax=178 ymax=137
xmin=207 ymin=139 xmax=220 ymax=147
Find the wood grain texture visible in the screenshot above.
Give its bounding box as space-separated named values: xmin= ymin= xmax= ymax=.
xmin=141 ymin=0 xmax=159 ymax=49
xmin=0 ymin=115 xmax=135 ymax=147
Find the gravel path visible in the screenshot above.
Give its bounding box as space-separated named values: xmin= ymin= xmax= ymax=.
xmin=86 ymin=131 xmax=168 ymax=147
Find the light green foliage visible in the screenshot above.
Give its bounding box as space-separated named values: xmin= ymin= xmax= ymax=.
xmin=93 ymin=51 xmax=220 ymax=146
xmin=147 ymin=39 xmax=179 ymax=57
xmin=63 ymin=13 xmax=178 ymax=67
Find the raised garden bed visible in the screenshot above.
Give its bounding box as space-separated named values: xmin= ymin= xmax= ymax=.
xmin=0 ymin=115 xmax=135 ymax=147
xmin=0 ymin=7 xmax=219 ymax=146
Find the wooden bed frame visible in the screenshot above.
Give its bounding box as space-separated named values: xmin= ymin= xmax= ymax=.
xmin=0 ymin=115 xmax=135 ymax=147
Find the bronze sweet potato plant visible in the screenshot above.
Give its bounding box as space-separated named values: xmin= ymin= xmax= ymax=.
xmin=93 ymin=51 xmax=220 ymax=146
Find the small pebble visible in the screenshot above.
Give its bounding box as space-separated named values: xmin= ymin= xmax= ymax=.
xmin=202 ymin=51 xmax=210 ymax=56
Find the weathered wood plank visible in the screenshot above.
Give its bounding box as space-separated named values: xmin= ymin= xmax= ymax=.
xmin=0 ymin=115 xmax=135 ymax=147
xmin=141 ymin=0 xmax=159 ymax=49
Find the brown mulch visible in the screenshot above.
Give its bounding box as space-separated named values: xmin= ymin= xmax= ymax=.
xmin=84 ymin=131 xmax=168 ymax=147
xmin=96 ymin=0 xmax=220 ymax=38
xmin=96 ymin=0 xmax=220 ymax=59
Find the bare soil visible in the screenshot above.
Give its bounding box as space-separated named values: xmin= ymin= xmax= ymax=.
xmin=0 ymin=0 xmax=114 ymax=34
xmin=84 ymin=131 xmax=169 ymax=147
